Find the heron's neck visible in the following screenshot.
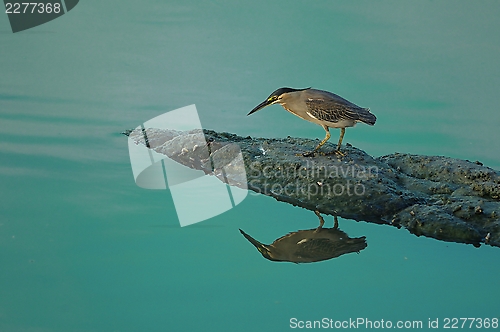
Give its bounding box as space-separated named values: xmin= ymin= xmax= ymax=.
xmin=280 ymin=101 xmax=291 ymax=112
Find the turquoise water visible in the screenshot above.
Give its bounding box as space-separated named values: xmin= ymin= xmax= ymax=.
xmin=1 ymin=1 xmax=499 ymax=331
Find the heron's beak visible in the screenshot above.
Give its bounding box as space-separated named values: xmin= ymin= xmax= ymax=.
xmin=239 ymin=229 xmax=268 ymax=253
xmin=247 ymin=99 xmax=273 ymax=116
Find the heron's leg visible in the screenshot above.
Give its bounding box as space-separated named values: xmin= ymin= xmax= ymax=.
xmin=314 ymin=210 xmax=325 ymax=233
xmin=336 ymin=128 xmax=346 ymax=151
xmin=333 ymin=215 xmax=339 ymax=229
xmin=329 ymin=127 xmax=346 ymax=156
xmin=302 ymin=125 xmax=330 ymax=157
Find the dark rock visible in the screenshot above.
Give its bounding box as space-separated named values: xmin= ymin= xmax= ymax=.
xmin=126 ymin=128 xmax=500 ymax=248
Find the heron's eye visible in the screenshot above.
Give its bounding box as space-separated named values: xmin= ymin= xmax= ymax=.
xmin=268 ymin=96 xmax=278 ymax=102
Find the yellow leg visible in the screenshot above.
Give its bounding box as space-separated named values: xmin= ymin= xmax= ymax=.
xmin=302 ymin=125 xmax=330 ymax=157
xmin=336 ymin=128 xmax=345 ymax=151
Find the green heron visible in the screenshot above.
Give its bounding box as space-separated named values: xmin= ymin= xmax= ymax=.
xmin=248 ymin=87 xmax=376 ymax=156
xmin=239 ymin=211 xmax=367 ymax=263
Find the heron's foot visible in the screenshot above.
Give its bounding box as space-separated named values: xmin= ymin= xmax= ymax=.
xmin=299 ymin=151 xmax=317 ymax=157
xmin=326 ymin=149 xmax=346 ymax=157
xmin=314 ymin=225 xmax=323 ymax=233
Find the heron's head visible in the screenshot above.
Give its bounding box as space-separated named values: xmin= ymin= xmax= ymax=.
xmin=247 ymin=87 xmax=309 ymax=115
xmin=239 ymin=229 xmax=276 ymax=261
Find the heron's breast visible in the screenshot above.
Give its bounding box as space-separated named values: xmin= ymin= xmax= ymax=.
xmin=281 ymin=104 xmax=313 ymax=122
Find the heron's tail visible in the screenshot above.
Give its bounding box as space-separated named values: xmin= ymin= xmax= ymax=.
xmin=357 ymin=108 xmax=376 ymax=125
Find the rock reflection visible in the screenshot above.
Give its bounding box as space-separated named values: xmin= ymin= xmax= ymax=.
xmin=239 ymin=211 xmax=367 ymax=263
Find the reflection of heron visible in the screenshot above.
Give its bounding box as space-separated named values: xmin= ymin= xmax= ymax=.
xmin=248 ymin=87 xmax=376 ymax=156
xmin=239 ymin=211 xmax=367 ymax=263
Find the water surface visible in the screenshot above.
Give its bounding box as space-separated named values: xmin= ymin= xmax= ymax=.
xmin=1 ymin=1 xmax=499 ymax=331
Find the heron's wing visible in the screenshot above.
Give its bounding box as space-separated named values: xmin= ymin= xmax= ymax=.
xmin=306 ymin=98 xmax=366 ymax=123
xmin=294 ymin=237 xmax=367 ymax=262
